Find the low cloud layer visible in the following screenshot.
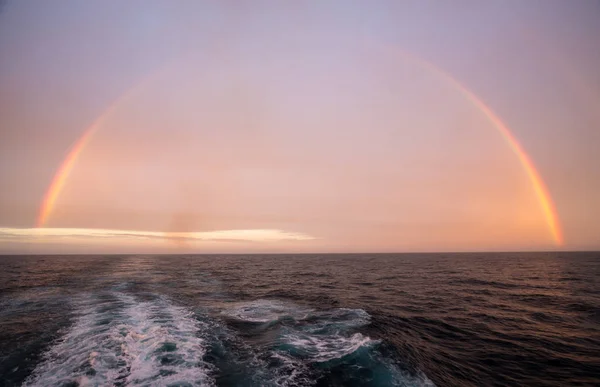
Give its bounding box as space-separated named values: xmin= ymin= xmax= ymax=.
xmin=0 ymin=227 xmax=316 ymax=245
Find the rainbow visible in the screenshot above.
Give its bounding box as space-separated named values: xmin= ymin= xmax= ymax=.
xmin=37 ymin=125 xmax=97 ymax=227
xmin=35 ymin=59 xmax=182 ymax=228
xmin=36 ymin=82 xmax=146 ymax=228
xmin=382 ymin=46 xmax=563 ymax=245
xmin=453 ymin=84 xmax=563 ymax=245
xmin=36 ymin=48 xmax=563 ymax=245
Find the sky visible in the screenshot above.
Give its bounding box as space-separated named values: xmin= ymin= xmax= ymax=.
xmin=1 ymin=0 xmax=599 ymax=253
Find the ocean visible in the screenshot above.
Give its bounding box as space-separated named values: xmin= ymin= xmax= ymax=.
xmin=0 ymin=253 xmax=598 ymax=386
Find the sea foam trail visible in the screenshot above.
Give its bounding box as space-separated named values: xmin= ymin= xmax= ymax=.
xmin=223 ymin=299 xmax=435 ymax=387
xmin=25 ymin=293 xmax=213 ymax=386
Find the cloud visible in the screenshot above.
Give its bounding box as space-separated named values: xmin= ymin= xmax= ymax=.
xmin=0 ymin=227 xmax=317 ymax=245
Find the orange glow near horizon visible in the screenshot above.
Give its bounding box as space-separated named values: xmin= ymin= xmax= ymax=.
xmin=384 ymin=47 xmax=563 ymax=245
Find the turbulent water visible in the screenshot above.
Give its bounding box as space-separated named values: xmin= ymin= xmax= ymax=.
xmin=0 ymin=253 xmax=598 ymax=386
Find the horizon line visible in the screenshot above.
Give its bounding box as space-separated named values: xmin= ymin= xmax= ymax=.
xmin=1 ymin=250 xmax=597 ymax=256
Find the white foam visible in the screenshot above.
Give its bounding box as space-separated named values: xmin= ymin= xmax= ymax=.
xmin=221 ymin=299 xmax=312 ymax=323
xmin=269 ymin=351 xmax=315 ymax=387
xmin=283 ymin=331 xmax=376 ymax=362
xmin=25 ymin=293 xmax=213 ymax=386
xmin=279 ymin=331 xmax=437 ymax=386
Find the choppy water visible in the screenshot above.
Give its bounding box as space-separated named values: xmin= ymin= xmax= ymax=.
xmin=0 ymin=253 xmax=598 ymax=386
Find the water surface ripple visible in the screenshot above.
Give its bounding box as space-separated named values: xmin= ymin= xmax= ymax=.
xmin=0 ymin=252 xmax=598 ymax=386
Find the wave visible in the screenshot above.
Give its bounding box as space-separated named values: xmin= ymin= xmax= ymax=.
xmin=24 ymin=293 xmax=213 ymax=386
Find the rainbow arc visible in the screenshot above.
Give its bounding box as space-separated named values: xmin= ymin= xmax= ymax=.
xmin=36 ymin=47 xmax=563 ymax=245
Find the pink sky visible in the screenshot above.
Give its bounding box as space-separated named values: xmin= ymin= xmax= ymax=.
xmin=1 ymin=1 xmax=599 ymax=253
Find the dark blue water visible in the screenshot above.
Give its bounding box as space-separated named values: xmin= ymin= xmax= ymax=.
xmin=0 ymin=253 xmax=598 ymax=386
